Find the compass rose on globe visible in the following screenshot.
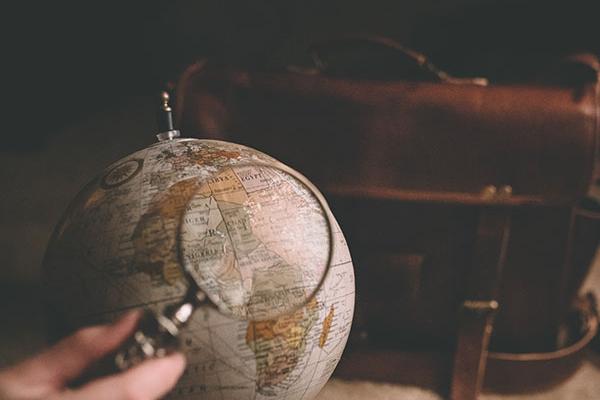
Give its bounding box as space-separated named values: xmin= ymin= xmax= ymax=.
xmin=100 ymin=159 xmax=143 ymax=189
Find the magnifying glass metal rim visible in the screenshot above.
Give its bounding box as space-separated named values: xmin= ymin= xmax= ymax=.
xmin=175 ymin=159 xmax=335 ymax=321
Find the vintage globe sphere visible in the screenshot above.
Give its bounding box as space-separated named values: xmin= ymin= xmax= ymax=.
xmin=43 ymin=138 xmax=355 ymax=400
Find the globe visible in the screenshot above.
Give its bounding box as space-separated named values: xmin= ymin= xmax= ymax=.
xmin=43 ymin=137 xmax=355 ymax=400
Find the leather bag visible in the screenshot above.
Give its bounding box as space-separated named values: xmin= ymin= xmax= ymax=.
xmin=173 ymin=36 xmax=600 ymax=397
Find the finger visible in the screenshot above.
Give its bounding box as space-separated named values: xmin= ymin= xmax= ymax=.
xmin=11 ymin=310 xmax=141 ymax=389
xmin=62 ymin=353 xmax=186 ymax=400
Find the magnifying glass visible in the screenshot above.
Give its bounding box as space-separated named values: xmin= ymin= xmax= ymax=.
xmin=115 ymin=161 xmax=333 ymax=370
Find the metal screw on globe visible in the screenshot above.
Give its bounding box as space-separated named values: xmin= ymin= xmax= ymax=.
xmin=43 ymin=92 xmax=355 ymax=399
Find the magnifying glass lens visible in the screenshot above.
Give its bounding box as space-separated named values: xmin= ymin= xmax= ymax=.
xmin=179 ymin=163 xmax=332 ymax=321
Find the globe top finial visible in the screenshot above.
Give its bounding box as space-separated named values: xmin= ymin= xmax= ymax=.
xmin=156 ymin=90 xmax=180 ymax=141
xmin=161 ymin=91 xmax=171 ymax=112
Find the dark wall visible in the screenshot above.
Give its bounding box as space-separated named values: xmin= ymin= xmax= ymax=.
xmin=5 ymin=0 xmax=600 ymax=151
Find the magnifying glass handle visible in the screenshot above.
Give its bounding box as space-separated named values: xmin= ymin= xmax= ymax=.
xmin=114 ymin=287 xmax=203 ymax=370
xmin=114 ymin=308 xmax=181 ymax=370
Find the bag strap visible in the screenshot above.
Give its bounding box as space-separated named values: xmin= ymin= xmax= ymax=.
xmin=485 ymin=293 xmax=598 ymax=392
xmin=450 ymin=207 xmax=511 ymax=400
xmin=305 ymin=34 xmax=488 ymax=86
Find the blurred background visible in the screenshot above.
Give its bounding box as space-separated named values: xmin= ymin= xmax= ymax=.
xmin=3 ymin=0 xmax=600 ymax=279
xmin=4 ymin=0 xmax=600 ymax=151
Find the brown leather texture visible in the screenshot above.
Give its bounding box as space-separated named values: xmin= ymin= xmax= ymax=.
xmin=174 ymin=52 xmax=600 ymax=388
xmin=176 ymin=63 xmax=599 ymax=206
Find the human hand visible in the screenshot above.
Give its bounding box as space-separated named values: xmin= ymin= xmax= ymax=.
xmin=0 ymin=311 xmax=186 ymax=400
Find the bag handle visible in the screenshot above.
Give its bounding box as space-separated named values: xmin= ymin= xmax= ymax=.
xmin=306 ymin=34 xmax=488 ymax=86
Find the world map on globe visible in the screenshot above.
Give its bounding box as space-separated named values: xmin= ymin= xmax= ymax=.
xmin=43 ymin=138 xmax=355 ymax=400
